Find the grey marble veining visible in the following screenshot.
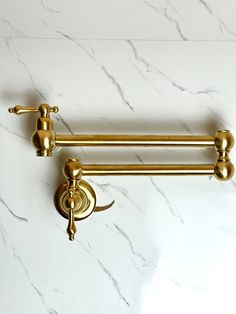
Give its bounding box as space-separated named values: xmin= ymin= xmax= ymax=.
xmin=0 ymin=0 xmax=236 ymax=40
xmin=0 ymin=1 xmax=236 ymax=314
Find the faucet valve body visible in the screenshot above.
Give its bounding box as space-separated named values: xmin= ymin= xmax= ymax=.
xmin=9 ymin=104 xmax=58 ymax=157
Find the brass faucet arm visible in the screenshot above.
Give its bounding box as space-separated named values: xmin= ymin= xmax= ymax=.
xmin=8 ymin=105 xmax=235 ymax=241
xmin=55 ymin=134 xmax=215 ymax=147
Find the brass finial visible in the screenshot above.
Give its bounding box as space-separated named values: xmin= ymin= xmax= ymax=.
xmin=214 ymin=130 xmax=235 ymax=181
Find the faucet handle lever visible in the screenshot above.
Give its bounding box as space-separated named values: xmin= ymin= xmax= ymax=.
xmin=8 ymin=104 xmax=59 ymax=116
xmin=9 ymin=105 xmax=39 ymax=114
xmin=65 ymin=190 xmax=77 ymax=241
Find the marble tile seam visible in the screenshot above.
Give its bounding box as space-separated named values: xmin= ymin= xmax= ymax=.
xmin=1 ymin=37 xmax=236 ymax=42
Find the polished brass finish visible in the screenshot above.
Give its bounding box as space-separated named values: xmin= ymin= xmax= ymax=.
xmin=9 ymin=104 xmax=219 ymax=157
xmin=54 ymin=181 xmax=96 ymax=221
xmin=9 ymin=105 xmax=233 ymax=160
xmin=9 ymin=104 xmax=59 ymax=156
xmin=56 ymin=151 xmax=233 ymax=240
xmin=55 ymin=134 xmax=215 ymax=147
xmin=81 ymin=164 xmax=214 ymax=176
xmin=8 ymin=105 xmax=58 ymax=115
xmin=214 ymin=130 xmax=234 ymax=181
xmin=55 ymin=159 xmax=115 ymax=240
xmin=9 ymin=105 xmax=235 ymax=241
xmin=66 ymin=189 xmax=77 ymax=241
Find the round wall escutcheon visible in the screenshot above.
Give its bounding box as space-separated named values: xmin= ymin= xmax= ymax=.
xmin=54 ymin=180 xmax=96 ymax=221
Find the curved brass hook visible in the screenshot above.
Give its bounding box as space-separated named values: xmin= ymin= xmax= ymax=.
xmin=94 ymin=200 xmax=115 ymax=212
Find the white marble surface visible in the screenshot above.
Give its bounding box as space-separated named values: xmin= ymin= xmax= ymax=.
xmin=0 ymin=0 xmax=236 ymax=40
xmin=0 ymin=1 xmax=236 ymax=314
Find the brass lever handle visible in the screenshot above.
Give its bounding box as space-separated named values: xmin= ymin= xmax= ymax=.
xmin=67 ymin=208 xmax=76 ymax=241
xmin=8 ymin=104 xmax=59 ymax=116
xmin=65 ymin=190 xmax=77 ymax=241
xmin=54 ymin=158 xmax=115 ymax=241
xmin=9 ymin=105 xmax=39 ymax=114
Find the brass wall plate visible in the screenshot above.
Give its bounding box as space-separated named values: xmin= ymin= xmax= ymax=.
xmin=54 ymin=180 xmax=96 ymax=221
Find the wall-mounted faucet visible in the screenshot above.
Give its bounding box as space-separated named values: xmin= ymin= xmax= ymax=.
xmin=9 ymin=104 xmax=235 ymax=240
xmin=55 ymin=158 xmax=115 ymax=240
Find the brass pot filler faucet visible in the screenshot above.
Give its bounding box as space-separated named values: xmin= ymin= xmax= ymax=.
xmin=9 ymin=104 xmax=235 ymax=241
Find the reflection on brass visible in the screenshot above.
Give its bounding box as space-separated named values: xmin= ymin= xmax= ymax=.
xmin=9 ymin=104 xmax=59 ymax=156
xmin=9 ymin=105 xmax=235 ymax=241
xmin=81 ymin=164 xmax=215 ymax=176
xmin=55 ymin=159 xmax=115 ymax=240
xmin=9 ymin=104 xmax=220 ymax=156
xmin=55 ymin=134 xmax=215 ymax=147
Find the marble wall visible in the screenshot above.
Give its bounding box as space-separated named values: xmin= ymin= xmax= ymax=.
xmin=0 ymin=1 xmax=236 ymax=313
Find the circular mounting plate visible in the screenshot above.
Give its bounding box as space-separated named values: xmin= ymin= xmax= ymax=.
xmin=54 ymin=180 xmax=96 ymax=221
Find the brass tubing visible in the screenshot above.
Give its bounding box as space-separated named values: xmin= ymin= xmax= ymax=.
xmin=55 ymin=134 xmax=215 ymax=147
xmin=81 ymin=164 xmax=214 ymax=176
